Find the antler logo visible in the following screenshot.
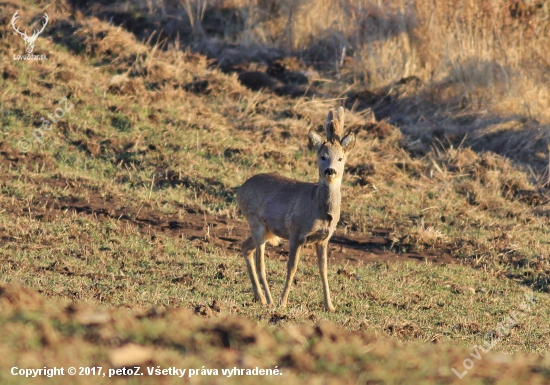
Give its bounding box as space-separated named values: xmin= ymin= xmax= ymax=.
xmin=11 ymin=11 xmax=49 ymax=54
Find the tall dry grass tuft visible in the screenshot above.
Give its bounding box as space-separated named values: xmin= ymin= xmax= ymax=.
xmin=147 ymin=0 xmax=550 ymax=174
xmin=175 ymin=0 xmax=548 ymax=85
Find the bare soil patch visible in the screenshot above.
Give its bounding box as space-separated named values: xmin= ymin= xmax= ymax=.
xmin=4 ymin=175 xmax=454 ymax=266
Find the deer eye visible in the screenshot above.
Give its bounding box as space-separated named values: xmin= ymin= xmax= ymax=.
xmin=320 ymin=155 xmax=327 ymax=161
xmin=338 ymin=157 xmax=343 ymax=162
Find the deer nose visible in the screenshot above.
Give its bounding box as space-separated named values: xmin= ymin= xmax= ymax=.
xmin=324 ymin=168 xmax=336 ymax=176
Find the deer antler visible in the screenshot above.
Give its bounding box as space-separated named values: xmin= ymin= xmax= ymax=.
xmin=32 ymin=13 xmax=49 ymax=38
xmin=11 ymin=11 xmax=29 ymax=38
xmin=325 ymin=107 xmax=345 ymax=143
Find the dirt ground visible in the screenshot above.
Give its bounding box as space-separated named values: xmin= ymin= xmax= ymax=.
xmin=1 ymin=172 xmax=454 ymax=267
xmin=0 ymin=139 xmax=454 ymax=265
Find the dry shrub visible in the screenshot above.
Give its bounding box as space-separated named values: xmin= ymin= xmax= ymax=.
xmin=74 ymin=18 xmax=147 ymax=61
xmin=108 ymin=74 xmax=145 ymax=95
xmin=149 ymin=61 xmax=174 ymax=81
xmin=434 ymin=146 xmax=544 ymax=207
xmin=407 ymin=220 xmax=449 ymax=248
xmin=128 ymin=49 xmax=178 ymax=82
xmin=175 ymin=0 xmax=550 ymax=179
xmin=472 ymin=154 xmax=533 ymax=199
xmin=178 ymin=0 xmax=549 ymax=84
xmin=441 ymin=148 xmax=479 ymax=171
xmin=73 ymin=0 xmax=550 ymax=181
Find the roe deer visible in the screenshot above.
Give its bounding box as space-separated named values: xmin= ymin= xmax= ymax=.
xmin=237 ymin=107 xmax=355 ymax=311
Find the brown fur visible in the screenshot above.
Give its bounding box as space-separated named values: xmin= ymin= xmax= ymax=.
xmin=237 ymin=107 xmax=355 ymax=311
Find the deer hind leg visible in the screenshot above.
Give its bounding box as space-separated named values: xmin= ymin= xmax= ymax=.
xmin=252 ymin=226 xmax=274 ymax=305
xmin=279 ymin=234 xmax=303 ymax=308
xmin=242 ymin=236 xmax=267 ymax=305
xmin=315 ymin=241 xmax=335 ymax=311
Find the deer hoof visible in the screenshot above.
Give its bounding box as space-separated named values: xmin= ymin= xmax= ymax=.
xmin=254 ymin=295 xmax=267 ymax=305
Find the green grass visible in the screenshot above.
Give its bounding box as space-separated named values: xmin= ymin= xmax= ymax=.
xmin=1 ymin=209 xmax=548 ymax=354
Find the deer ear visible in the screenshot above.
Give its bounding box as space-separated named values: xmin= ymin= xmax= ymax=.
xmin=340 ymin=132 xmax=355 ymax=153
xmin=308 ymin=129 xmax=324 ymax=151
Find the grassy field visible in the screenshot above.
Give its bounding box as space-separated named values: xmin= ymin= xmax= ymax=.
xmin=1 ymin=0 xmax=550 ymax=383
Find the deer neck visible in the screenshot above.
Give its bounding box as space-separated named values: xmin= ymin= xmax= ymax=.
xmin=316 ymin=180 xmax=341 ymax=223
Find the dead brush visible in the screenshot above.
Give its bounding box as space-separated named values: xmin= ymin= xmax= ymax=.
xmin=406 ymin=219 xmax=449 ymax=249
xmin=74 ymin=18 xmax=147 ymax=61
xmin=108 ymin=74 xmax=145 ymax=95
xmin=428 ymin=141 xmax=547 ymax=209
xmin=129 ymin=50 xmax=175 ymax=83
xmin=80 ymin=0 xmax=550 ymax=188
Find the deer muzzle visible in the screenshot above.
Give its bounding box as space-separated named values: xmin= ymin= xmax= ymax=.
xmin=324 ymin=168 xmax=337 ymax=177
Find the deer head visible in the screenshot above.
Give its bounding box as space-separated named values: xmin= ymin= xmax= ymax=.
xmin=308 ymin=107 xmax=356 ymax=185
xmin=11 ymin=11 xmax=49 ymax=54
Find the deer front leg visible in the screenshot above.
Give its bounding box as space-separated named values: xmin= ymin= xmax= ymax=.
xmin=279 ymin=235 xmax=303 ymax=308
xmin=315 ymin=241 xmax=335 ymax=311
xmin=242 ymin=237 xmax=267 ymax=305
xmin=256 ymin=241 xmax=274 ymax=305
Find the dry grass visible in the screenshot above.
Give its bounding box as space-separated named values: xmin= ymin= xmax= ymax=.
xmin=2 ymin=282 xmax=550 ymax=385
xmin=157 ymin=0 xmax=550 ymax=173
